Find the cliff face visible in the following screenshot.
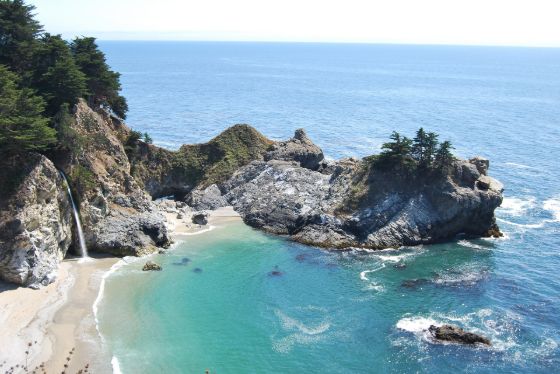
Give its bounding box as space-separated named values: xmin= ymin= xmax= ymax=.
xmin=193 ymin=130 xmax=504 ymax=249
xmin=0 ymin=154 xmax=72 ymax=288
xmin=128 ymin=124 xmax=274 ymax=200
xmin=55 ymin=101 xmax=170 ymax=256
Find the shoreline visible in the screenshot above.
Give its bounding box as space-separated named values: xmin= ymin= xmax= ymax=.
xmin=0 ymin=206 xmax=241 ymax=373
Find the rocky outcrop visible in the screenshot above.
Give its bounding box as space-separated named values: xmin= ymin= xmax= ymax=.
xmin=56 ymin=100 xmax=170 ymax=256
xmin=142 ymin=261 xmax=162 ymax=271
xmin=264 ymin=128 xmax=324 ymax=170
xmin=215 ymin=130 xmax=503 ymax=250
xmin=192 ymin=212 xmax=209 ymax=225
xmin=0 ymin=154 xmax=72 ymax=287
xmin=428 ymin=324 xmax=491 ymax=346
xmin=129 ymin=124 xmax=273 ymax=199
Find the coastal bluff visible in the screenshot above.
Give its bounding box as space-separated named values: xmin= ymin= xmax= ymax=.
xmin=0 ymin=101 xmax=503 ymax=287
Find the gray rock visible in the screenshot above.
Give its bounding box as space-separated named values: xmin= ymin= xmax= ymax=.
xmin=265 ymin=129 xmax=324 ymax=170
xmin=428 ymin=324 xmax=491 ymax=346
xmin=0 ymin=154 xmax=73 ymax=287
xmin=223 ymin=153 xmax=503 ymax=250
xmin=186 ymin=184 xmax=228 ymax=210
xmin=192 ymin=212 xmax=209 ymax=225
xmin=142 ymin=261 xmax=162 ymax=271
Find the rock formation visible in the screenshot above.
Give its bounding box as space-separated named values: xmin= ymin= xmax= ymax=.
xmin=215 ymin=130 xmax=503 ymax=249
xmin=428 ymin=324 xmax=491 ymax=346
xmin=55 ymin=101 xmax=170 ymax=256
xmin=142 ymin=261 xmax=162 ymax=271
xmin=0 ymin=154 xmax=72 ymax=287
xmin=0 ymin=108 xmax=504 ymax=287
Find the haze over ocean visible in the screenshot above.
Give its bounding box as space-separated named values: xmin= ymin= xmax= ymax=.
xmin=97 ymin=42 xmax=560 ymax=373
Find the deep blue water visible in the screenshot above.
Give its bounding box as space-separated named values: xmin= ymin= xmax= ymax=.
xmin=98 ymin=42 xmax=560 ymax=373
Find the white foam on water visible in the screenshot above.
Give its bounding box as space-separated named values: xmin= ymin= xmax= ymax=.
xmin=543 ymin=197 xmax=560 ymax=222
xmin=396 ymin=316 xmax=441 ymax=334
xmin=359 ymin=263 xmax=386 ymax=281
xmin=272 ymin=309 xmax=331 ymax=353
xmin=457 ymin=240 xmax=489 ymax=250
xmin=93 ymin=257 xmax=138 ymax=339
xmin=504 ymin=162 xmax=538 ymax=170
xmin=275 ymin=309 xmax=330 ymax=336
xmin=499 ymin=196 xmax=536 ymax=217
xmin=496 ymin=217 xmax=546 ymax=229
xmin=111 ymin=355 xmax=122 ymax=374
xmin=175 ymin=225 xmax=216 ymax=236
xmin=396 ymin=309 xmax=518 ymax=351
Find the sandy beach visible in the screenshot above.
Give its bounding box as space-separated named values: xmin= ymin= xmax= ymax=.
xmin=0 ymin=206 xmax=240 ymax=373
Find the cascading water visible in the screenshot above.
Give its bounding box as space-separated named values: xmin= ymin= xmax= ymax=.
xmin=60 ymin=171 xmax=88 ymax=258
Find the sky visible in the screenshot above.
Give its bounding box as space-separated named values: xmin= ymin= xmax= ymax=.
xmin=29 ymin=0 xmax=560 ymax=47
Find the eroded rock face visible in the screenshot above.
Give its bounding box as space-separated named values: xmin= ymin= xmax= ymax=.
xmin=428 ymin=324 xmax=491 ymax=346
xmin=0 ymin=154 xmax=72 ymax=287
xmin=264 ymin=129 xmax=324 ymax=170
xmin=59 ymin=100 xmax=170 ymax=256
xmin=220 ymin=135 xmax=503 ymax=250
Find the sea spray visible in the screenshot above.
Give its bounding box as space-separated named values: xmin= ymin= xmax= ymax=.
xmin=60 ymin=171 xmax=88 ymax=258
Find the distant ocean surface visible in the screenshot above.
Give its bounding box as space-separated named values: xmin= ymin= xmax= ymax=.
xmin=97 ymin=42 xmax=560 ymax=373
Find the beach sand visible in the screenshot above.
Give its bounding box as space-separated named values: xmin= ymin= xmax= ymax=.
xmin=0 ymin=206 xmax=241 ymax=373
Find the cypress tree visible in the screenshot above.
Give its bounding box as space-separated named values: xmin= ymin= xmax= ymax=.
xmin=0 ymin=65 xmax=56 ymax=156
xmin=70 ymin=37 xmax=128 ymax=118
xmin=0 ymin=0 xmax=42 ymax=79
xmin=434 ymin=140 xmax=455 ymax=172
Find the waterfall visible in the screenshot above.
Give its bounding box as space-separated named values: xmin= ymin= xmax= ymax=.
xmin=60 ymin=171 xmax=88 ymax=258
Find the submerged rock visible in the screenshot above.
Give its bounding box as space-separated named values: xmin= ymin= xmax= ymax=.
xmin=142 ymin=261 xmax=162 ymax=271
xmin=401 ymin=278 xmax=430 ymax=289
xmin=193 ymin=267 xmax=203 ymax=273
xmin=428 ymin=324 xmax=491 ymax=346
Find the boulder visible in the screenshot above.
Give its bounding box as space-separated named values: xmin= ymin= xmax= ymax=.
xmin=186 ymin=184 xmax=228 ymax=210
xmin=428 ymin=324 xmax=491 ymax=346
xmin=192 ymin=212 xmax=209 ymax=225
xmin=264 ymin=129 xmax=324 ymax=170
xmin=142 ymin=261 xmax=162 ymax=271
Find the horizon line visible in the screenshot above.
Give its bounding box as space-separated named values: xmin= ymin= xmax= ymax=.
xmin=90 ymin=39 xmax=560 ymax=49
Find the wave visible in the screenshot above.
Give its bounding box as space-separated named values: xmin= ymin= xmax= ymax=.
xmin=543 ymin=198 xmax=560 ymax=222
xmin=275 ymin=309 xmax=330 ymax=336
xmin=504 ymin=162 xmax=539 ymax=170
xmin=433 ymin=268 xmax=488 ymax=286
xmin=395 ymin=309 xmax=517 ymax=351
xmin=496 ymin=218 xmax=546 ymax=229
xmin=174 ymin=225 xmax=216 ymax=236
xmin=359 ymin=263 xmax=386 ymax=281
xmin=111 ymin=356 xmax=122 ymax=374
xmin=272 ymin=309 xmax=331 ymax=353
xmin=499 ymin=196 xmax=536 ymax=217
xmin=457 ymin=240 xmax=490 ymax=250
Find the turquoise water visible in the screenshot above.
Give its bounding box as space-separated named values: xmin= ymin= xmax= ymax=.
xmin=97 ymin=42 xmax=560 ymax=373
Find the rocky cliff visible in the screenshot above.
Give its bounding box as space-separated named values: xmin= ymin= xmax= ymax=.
xmin=0 ymin=111 xmax=503 ymax=287
xmin=54 ymin=101 xmax=170 ymax=256
xmin=0 ymin=154 xmax=72 ymax=288
xmin=182 ymin=129 xmax=504 ymax=249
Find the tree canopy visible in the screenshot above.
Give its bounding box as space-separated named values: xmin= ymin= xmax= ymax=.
xmin=376 ymin=128 xmax=455 ymax=173
xmin=0 ymin=0 xmax=128 ymax=157
xmin=0 ymin=65 xmax=56 ymax=156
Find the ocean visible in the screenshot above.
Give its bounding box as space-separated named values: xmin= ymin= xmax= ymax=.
xmin=96 ymin=42 xmax=560 ymax=373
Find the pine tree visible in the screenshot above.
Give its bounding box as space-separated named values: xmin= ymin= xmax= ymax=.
xmin=143 ymin=132 xmax=153 ymax=144
xmin=378 ymin=131 xmax=414 ymax=168
xmin=434 ymin=140 xmax=455 ymax=172
xmin=0 ymin=65 xmax=56 ymax=156
xmin=412 ymin=127 xmax=428 ymax=165
xmin=31 ymin=33 xmax=87 ymax=115
xmin=0 ymin=0 xmax=42 ymax=78
xmin=424 ymin=132 xmax=439 ymax=166
xmin=70 ymin=37 xmax=128 ymax=118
